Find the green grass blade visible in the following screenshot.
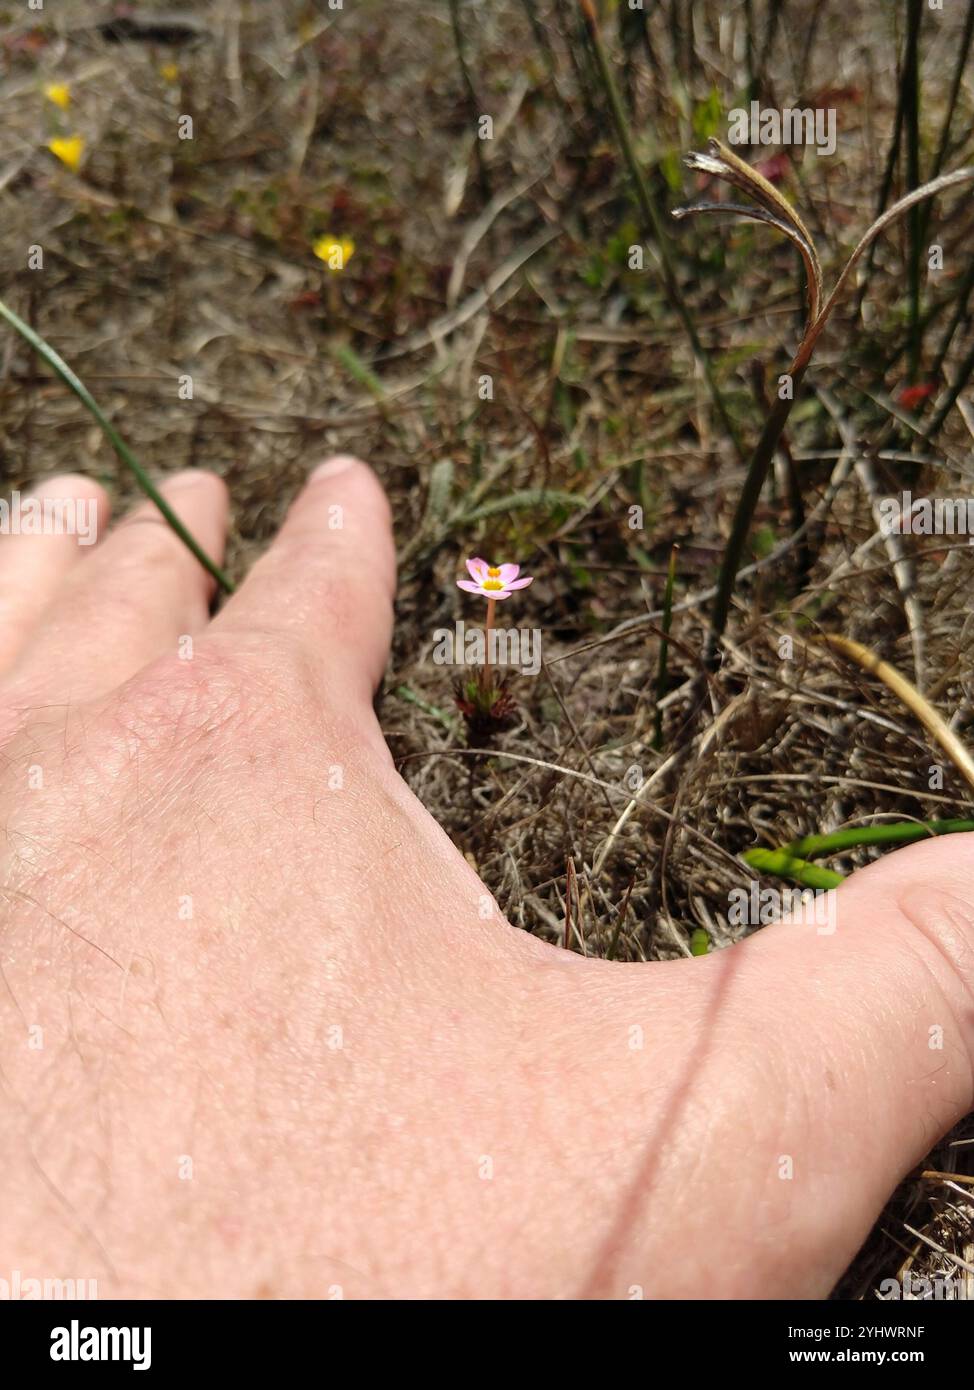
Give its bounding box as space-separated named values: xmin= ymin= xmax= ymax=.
xmin=0 ymin=297 xmax=234 ymax=593
xmin=332 ymin=342 xmax=386 ymax=400
xmin=461 ymin=489 xmax=585 ymax=522
xmin=395 ymin=684 xmax=456 ymax=730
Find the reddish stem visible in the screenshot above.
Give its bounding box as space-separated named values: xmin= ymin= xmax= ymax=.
xmin=484 ymin=597 xmax=496 ymax=694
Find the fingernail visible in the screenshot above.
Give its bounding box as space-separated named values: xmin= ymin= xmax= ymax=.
xmin=310 ymin=456 xmax=358 ymax=482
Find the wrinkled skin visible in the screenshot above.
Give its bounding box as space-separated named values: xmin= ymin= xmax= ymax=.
xmin=0 ymin=459 xmax=972 ymax=1299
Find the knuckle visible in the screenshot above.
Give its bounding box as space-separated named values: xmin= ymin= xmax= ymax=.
xmin=212 ymin=629 xmax=329 ymax=720
xmin=60 ymin=539 xmax=184 ymax=633
xmin=100 ymin=644 xmax=258 ymax=757
xmin=891 ymin=861 xmax=974 ymax=1091
xmin=255 ymin=549 xmax=361 ymax=634
xmin=85 ymin=583 xmax=147 ymax=634
xmin=113 ymin=522 xmax=186 ymax=578
xmin=895 ymin=880 xmax=974 ymax=1012
xmin=318 ymin=575 xmax=361 ymax=640
xmin=259 ymin=534 xmax=322 ymax=579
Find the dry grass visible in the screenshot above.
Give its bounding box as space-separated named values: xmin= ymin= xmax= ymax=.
xmin=2 ymin=0 xmax=974 ymax=1297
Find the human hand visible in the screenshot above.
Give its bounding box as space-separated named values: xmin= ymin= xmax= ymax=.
xmin=1 ymin=459 xmax=972 ymax=1299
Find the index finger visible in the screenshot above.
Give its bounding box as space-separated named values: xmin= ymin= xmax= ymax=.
xmin=210 ymin=456 xmax=396 ymax=704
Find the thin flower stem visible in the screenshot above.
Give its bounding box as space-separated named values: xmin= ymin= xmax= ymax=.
xmin=0 ymin=297 xmax=234 ymax=594
xmin=484 ymin=596 xmax=496 ymax=693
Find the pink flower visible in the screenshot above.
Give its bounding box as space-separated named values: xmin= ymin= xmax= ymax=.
xmin=457 ymin=557 xmax=533 ymax=600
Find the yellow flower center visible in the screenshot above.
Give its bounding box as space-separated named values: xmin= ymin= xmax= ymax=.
xmin=487 ymin=566 xmax=501 ymax=576
xmin=483 ymin=580 xmax=503 ymax=591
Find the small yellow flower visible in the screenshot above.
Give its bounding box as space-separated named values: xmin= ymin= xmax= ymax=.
xmin=312 ymin=236 xmax=355 ymax=272
xmin=160 ymin=63 xmax=180 ymax=83
xmin=44 ymin=82 xmax=71 ymax=110
xmin=47 ymin=135 xmax=85 ymax=172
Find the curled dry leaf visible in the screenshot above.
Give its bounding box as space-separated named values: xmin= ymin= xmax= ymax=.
xmin=675 ymin=138 xmax=822 ymax=324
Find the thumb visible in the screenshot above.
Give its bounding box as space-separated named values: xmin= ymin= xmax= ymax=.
xmin=735 ymin=833 xmax=974 ymax=1286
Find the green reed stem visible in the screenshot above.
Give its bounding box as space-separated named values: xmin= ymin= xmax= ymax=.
xmin=742 ymin=848 xmax=845 ymax=890
xmin=704 ymin=372 xmax=805 ymax=666
xmin=782 ymin=819 xmax=974 ymax=859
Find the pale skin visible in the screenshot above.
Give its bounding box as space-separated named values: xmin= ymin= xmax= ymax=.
xmin=1 ymin=457 xmax=972 ymax=1300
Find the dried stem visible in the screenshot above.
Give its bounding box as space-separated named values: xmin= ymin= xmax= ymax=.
xmin=578 ymin=3 xmax=744 ymax=460
xmin=819 ymin=634 xmax=974 ymax=795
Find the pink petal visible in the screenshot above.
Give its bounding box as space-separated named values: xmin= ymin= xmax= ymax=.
xmin=466 ymin=557 xmax=488 ymax=581
xmin=497 ymin=563 xmax=520 ymax=584
xmin=492 ymin=590 xmax=513 ymax=599
xmin=505 ymin=576 xmax=533 ymax=590
xmin=456 ymin=579 xmax=483 ymax=593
